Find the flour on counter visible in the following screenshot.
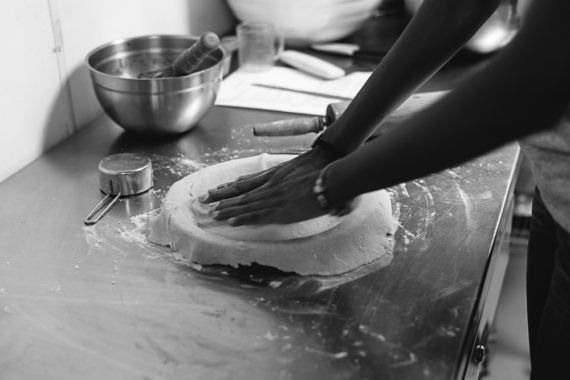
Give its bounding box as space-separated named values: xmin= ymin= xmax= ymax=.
xmin=118 ymin=210 xmax=160 ymax=245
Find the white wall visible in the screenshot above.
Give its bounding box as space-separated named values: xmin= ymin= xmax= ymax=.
xmin=0 ymin=0 xmax=235 ymax=183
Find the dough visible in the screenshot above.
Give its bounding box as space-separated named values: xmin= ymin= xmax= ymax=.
xmin=150 ymin=154 xmax=396 ymax=275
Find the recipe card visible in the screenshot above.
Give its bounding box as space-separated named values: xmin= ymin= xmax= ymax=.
xmin=215 ymin=67 xmax=372 ymax=116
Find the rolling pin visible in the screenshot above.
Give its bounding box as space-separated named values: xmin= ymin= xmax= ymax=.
xmin=251 ymin=91 xmax=448 ymax=137
xmin=252 ymin=101 xmax=349 ymax=136
xmin=139 ymin=31 xmax=220 ymax=78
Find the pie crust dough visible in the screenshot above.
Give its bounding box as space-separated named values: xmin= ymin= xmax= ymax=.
xmin=150 ymin=154 xmax=396 ymax=275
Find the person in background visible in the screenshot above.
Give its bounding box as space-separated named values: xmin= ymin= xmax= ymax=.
xmin=202 ymin=0 xmax=570 ymax=377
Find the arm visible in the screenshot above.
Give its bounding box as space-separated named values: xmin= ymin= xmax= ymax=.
xmin=208 ymin=0 xmax=570 ymax=227
xmin=319 ymin=0 xmax=501 ymax=156
xmin=204 ymin=0 xmax=497 ymax=205
xmin=326 ymin=0 xmax=570 ymax=205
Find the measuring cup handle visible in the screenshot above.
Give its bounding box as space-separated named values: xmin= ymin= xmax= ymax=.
xmin=275 ymin=29 xmax=285 ymax=60
xmin=84 ymin=192 xmax=121 ymax=225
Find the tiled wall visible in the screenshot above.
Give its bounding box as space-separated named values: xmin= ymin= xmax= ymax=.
xmin=0 ymin=0 xmax=235 ymax=183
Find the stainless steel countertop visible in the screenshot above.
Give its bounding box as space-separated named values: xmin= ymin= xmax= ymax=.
xmin=0 ymin=98 xmax=519 ymax=379
xmin=0 ymin=0 xmax=526 ymax=371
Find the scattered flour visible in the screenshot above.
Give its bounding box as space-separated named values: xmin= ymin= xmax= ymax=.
xmin=118 ymin=209 xmax=160 ymax=244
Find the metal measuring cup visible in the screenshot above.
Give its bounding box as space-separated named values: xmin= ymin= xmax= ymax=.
xmin=84 ymin=153 xmax=153 ymax=225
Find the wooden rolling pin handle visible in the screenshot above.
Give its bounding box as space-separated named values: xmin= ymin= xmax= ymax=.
xmin=325 ymin=101 xmax=350 ymax=125
xmin=251 ymin=101 xmax=350 ymax=137
xmin=173 ymin=31 xmax=220 ymax=75
xmin=252 ymin=117 xmax=326 ymax=136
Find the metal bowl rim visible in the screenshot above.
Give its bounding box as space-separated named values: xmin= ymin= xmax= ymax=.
xmin=85 ymin=34 xmax=225 ymax=83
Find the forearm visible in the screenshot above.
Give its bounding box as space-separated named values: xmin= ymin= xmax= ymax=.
xmin=326 ymin=0 xmax=570 ymax=203
xmin=320 ymin=0 xmax=500 ymax=156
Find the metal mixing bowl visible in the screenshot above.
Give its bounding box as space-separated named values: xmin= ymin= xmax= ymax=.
xmin=226 ymin=0 xmax=384 ymax=46
xmin=86 ymin=35 xmax=225 ymax=135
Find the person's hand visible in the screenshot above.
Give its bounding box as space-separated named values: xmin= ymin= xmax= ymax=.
xmin=199 ymin=146 xmax=336 ymax=225
xmin=208 ymin=169 xmax=325 ymax=225
xmin=201 ymin=146 xmax=334 ymax=203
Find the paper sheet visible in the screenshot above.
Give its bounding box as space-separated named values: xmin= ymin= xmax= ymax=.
xmin=215 ymin=67 xmax=372 ymax=116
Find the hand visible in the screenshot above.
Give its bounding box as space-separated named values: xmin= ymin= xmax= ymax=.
xmin=201 ymin=146 xmax=334 ymax=203
xmin=200 ymin=146 xmax=336 ymax=225
xmin=209 ymin=169 xmax=325 ymax=225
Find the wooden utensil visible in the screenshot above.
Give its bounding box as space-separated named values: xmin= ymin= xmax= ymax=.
xmin=139 ymin=31 xmax=220 ymax=79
